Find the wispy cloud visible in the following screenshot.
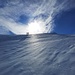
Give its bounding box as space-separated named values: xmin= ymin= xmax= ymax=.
xmin=0 ymin=17 xmax=28 ymax=35
xmin=0 ymin=0 xmax=75 ymax=34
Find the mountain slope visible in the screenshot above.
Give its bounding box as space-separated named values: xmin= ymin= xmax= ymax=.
xmin=0 ymin=34 xmax=75 ymax=75
xmin=0 ymin=26 xmax=14 ymax=35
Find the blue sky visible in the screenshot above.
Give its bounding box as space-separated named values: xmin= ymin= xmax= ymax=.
xmin=0 ymin=0 xmax=75 ymax=34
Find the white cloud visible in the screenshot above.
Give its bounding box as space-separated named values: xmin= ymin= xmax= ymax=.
xmin=0 ymin=17 xmax=28 ymax=35
xmin=0 ymin=0 xmax=75 ymax=34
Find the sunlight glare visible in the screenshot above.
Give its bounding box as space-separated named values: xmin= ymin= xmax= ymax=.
xmin=27 ymin=20 xmax=45 ymax=34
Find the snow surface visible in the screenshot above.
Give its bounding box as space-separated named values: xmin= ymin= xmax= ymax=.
xmin=0 ymin=34 xmax=75 ymax=75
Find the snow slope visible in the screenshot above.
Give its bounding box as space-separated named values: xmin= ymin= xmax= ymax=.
xmin=0 ymin=34 xmax=75 ymax=75
xmin=0 ymin=26 xmax=14 ymax=35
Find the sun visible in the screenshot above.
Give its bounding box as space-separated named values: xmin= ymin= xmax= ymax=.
xmin=27 ymin=20 xmax=45 ymax=34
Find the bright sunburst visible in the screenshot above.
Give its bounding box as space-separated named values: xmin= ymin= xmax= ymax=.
xmin=27 ymin=20 xmax=45 ymax=34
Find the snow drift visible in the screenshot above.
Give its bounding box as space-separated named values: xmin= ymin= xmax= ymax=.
xmin=0 ymin=34 xmax=75 ymax=75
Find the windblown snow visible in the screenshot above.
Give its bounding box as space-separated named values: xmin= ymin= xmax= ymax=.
xmin=0 ymin=34 xmax=75 ymax=75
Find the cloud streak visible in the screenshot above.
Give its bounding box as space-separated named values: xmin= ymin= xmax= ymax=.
xmin=0 ymin=17 xmax=28 ymax=35
xmin=0 ymin=0 xmax=75 ymax=34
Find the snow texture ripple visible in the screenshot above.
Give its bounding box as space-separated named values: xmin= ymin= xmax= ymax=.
xmin=0 ymin=34 xmax=75 ymax=75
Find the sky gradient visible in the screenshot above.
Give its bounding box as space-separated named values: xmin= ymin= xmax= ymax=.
xmin=0 ymin=0 xmax=75 ymax=35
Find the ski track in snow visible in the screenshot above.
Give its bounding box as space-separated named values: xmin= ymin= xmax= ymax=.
xmin=0 ymin=34 xmax=75 ymax=75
